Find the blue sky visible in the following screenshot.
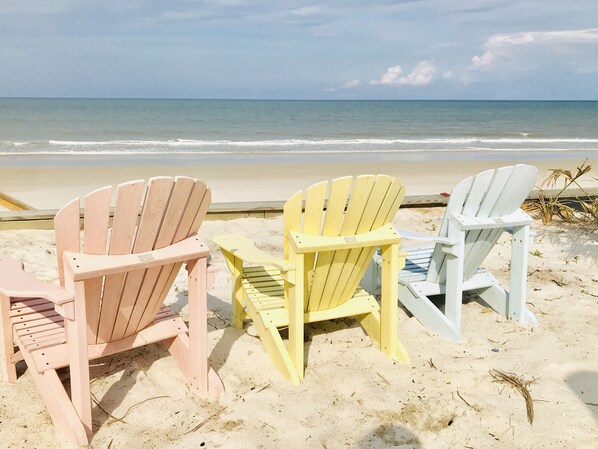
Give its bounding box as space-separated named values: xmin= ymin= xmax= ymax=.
xmin=1 ymin=1 xmax=598 ymax=99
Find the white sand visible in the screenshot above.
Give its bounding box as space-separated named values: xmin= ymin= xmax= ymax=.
xmin=0 ymin=208 xmax=597 ymax=448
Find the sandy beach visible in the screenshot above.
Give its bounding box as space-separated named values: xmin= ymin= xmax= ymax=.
xmin=0 ymin=199 xmax=597 ymax=448
xmin=2 ymin=155 xmax=597 ymax=209
xmin=2 ymin=2 xmax=598 ymax=447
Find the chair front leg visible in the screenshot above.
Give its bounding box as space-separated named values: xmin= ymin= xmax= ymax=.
xmin=443 ymin=225 xmax=465 ymax=338
xmin=187 ymin=257 xmax=209 ymax=393
xmin=508 ymin=224 xmax=530 ymax=322
xmin=64 ymin=280 xmax=92 ymax=438
xmin=287 ymin=251 xmax=305 ymax=382
xmin=380 ymin=243 xmax=399 ymax=358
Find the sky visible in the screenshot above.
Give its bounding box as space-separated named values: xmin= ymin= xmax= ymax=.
xmin=1 ymin=1 xmax=598 ymax=100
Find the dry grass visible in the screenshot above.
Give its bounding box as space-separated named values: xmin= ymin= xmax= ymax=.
xmin=490 ymin=369 xmax=535 ymax=425
xmin=526 ymin=160 xmax=598 ymax=227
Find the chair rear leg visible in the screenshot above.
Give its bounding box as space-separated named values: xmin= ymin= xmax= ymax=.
xmin=20 ymin=359 xmax=88 ymax=446
xmin=399 ymin=284 xmax=460 ymax=341
xmin=164 ymin=334 xmax=224 ymax=397
xmin=244 ymin=299 xmax=301 ymax=384
xmin=476 ymin=282 xmax=508 ymax=317
xmin=359 ymin=309 xmax=410 ymax=363
xmin=257 ymin=322 xmax=301 ymax=385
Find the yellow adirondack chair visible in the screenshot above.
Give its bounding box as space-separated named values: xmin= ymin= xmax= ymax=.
xmin=0 ymin=177 xmax=224 ymax=446
xmin=214 ymin=175 xmax=410 ymax=384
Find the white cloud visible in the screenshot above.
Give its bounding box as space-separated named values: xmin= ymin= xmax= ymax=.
xmin=370 ymin=60 xmax=437 ymax=86
xmin=471 ymin=28 xmax=598 ymax=70
xmin=341 ymin=79 xmax=361 ymax=89
xmin=471 ymin=51 xmax=494 ymax=69
xmin=370 ymin=65 xmax=403 ymax=85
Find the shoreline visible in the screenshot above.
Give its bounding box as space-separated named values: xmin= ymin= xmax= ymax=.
xmin=1 ymin=154 xmax=597 ymax=209
xmin=1 ymin=149 xmax=596 ymax=165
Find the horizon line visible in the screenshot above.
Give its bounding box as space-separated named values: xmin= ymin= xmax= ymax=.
xmin=2 ymin=96 xmax=598 ymax=102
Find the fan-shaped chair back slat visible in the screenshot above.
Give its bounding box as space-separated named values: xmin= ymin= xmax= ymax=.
xmin=426 ymin=164 xmax=537 ymax=283
xmin=81 ymin=186 xmax=112 ymax=341
xmin=283 ymin=175 xmax=405 ymax=312
xmin=53 ymin=177 xmax=211 ymax=344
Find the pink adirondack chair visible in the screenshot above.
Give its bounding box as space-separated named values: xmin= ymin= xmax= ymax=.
xmin=0 ymin=177 xmax=224 ymax=446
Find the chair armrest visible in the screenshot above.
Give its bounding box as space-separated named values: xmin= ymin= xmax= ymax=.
xmin=64 ymin=235 xmax=210 ymax=281
xmin=449 ymin=208 xmax=532 ymax=231
xmin=289 ymin=223 xmax=401 ymax=254
xmin=397 ymin=229 xmax=458 ymax=246
xmin=213 ymin=234 xmax=294 ymax=272
xmin=0 ymin=257 xmax=73 ymax=305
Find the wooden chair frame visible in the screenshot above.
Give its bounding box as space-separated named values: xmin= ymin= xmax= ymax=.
xmin=364 ymin=165 xmax=539 ymax=341
xmin=0 ymin=177 xmax=223 ymax=446
xmin=215 ymin=175 xmax=410 ymax=384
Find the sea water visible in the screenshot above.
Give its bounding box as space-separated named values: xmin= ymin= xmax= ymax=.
xmin=1 ymin=98 xmax=597 ymax=164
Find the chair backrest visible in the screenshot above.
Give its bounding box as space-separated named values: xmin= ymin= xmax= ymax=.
xmin=283 ymin=175 xmax=405 ymax=312
xmin=54 ymin=177 xmax=211 ymax=344
xmin=426 ymin=164 xmax=537 ymax=284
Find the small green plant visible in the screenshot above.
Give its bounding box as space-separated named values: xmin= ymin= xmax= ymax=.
xmin=531 ymin=249 xmax=543 ymax=258
xmin=528 ymin=160 xmax=598 ymax=227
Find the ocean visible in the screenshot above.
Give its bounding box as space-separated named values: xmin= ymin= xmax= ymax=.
xmin=1 ymin=98 xmax=597 ymax=165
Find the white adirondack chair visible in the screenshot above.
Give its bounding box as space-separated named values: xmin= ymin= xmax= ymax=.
xmin=364 ymin=164 xmax=539 ymax=341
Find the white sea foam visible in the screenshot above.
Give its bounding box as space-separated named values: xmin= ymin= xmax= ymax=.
xmin=4 ymin=137 xmax=598 ymax=148
xmin=43 ymin=137 xmax=598 ymax=146
xmin=1 ymin=137 xmax=597 ymax=157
